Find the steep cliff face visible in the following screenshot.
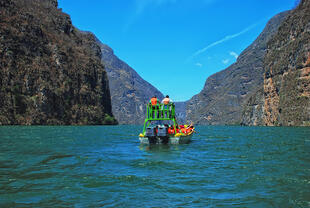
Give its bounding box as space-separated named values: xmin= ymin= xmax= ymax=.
xmin=0 ymin=0 xmax=117 ymax=125
xmin=186 ymin=11 xmax=288 ymax=125
xmin=242 ymin=0 xmax=310 ymax=126
xmin=98 ymin=42 xmax=164 ymax=124
xmin=263 ymin=0 xmax=310 ymax=126
xmin=240 ymin=88 xmax=264 ymax=126
xmin=174 ymin=102 xmax=186 ymax=124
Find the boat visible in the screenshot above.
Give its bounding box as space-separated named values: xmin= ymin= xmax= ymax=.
xmin=139 ymin=103 xmax=195 ymax=144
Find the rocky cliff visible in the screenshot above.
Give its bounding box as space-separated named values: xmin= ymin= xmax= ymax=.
xmin=0 ymin=0 xmax=117 ymax=125
xmin=174 ymin=102 xmax=186 ymax=124
xmin=98 ymin=42 xmax=164 ymax=124
xmin=240 ymin=87 xmax=265 ymax=126
xmin=242 ymin=0 xmax=310 ymax=126
xmin=186 ymin=11 xmax=288 ymax=125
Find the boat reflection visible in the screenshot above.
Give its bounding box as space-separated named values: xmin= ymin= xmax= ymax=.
xmin=139 ymin=143 xmax=184 ymax=152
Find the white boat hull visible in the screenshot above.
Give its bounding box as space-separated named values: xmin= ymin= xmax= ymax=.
xmin=139 ymin=134 xmax=192 ymax=144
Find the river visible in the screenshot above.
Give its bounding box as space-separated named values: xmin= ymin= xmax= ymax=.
xmin=0 ymin=126 xmax=309 ymax=207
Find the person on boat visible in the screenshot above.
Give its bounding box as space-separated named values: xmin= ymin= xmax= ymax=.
xmin=161 ymin=95 xmax=173 ymax=105
xmin=161 ymin=95 xmax=173 ymax=118
xmin=149 ymin=96 xmax=159 ymax=105
xmin=149 ymin=96 xmax=160 ymax=118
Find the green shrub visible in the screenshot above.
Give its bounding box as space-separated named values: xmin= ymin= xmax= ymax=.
xmin=103 ymin=114 xmax=117 ymax=125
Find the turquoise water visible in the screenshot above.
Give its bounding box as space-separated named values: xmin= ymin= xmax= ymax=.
xmin=0 ymin=126 xmax=309 ymax=207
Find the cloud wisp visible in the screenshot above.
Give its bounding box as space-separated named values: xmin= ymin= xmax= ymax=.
xmin=123 ymin=0 xmax=178 ymax=32
xmin=124 ymin=0 xmax=217 ymax=32
xmin=229 ymin=51 xmax=238 ymax=59
xmin=195 ymin=63 xmax=203 ymax=67
xmin=222 ymin=59 xmax=229 ymax=65
xmin=136 ymin=0 xmax=177 ymax=14
xmin=188 ymin=23 xmax=258 ymax=60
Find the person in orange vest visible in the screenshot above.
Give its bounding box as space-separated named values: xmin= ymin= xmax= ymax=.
xmin=149 ymin=96 xmax=160 ymax=118
xmin=149 ymin=96 xmax=159 ymax=106
xmin=161 ymin=95 xmax=173 ymax=118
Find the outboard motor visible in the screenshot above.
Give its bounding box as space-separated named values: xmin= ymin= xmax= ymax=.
xmin=157 ymin=126 xmax=169 ymax=144
xmin=145 ymin=127 xmax=157 ymax=144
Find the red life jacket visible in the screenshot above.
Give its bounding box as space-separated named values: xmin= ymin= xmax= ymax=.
xmin=168 ymin=127 xmax=173 ymax=134
xmin=151 ymin=97 xmax=158 ymax=106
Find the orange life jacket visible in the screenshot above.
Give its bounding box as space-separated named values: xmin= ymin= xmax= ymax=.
xmin=181 ymin=128 xmax=187 ymax=133
xmin=162 ymin=97 xmax=170 ymax=105
xmin=151 ymin=97 xmax=158 ymax=106
xmin=180 ymin=127 xmax=193 ymax=134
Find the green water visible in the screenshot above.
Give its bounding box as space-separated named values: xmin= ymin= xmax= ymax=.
xmin=0 ymin=126 xmax=309 ymax=207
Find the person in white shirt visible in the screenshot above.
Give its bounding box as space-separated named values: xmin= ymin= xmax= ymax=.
xmin=161 ymin=95 xmax=173 ymax=118
xmin=162 ymin=95 xmax=172 ymax=105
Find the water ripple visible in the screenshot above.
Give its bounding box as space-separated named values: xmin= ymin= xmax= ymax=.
xmin=0 ymin=126 xmax=309 ymax=207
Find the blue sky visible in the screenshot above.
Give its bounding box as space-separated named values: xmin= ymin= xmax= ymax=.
xmin=58 ymin=0 xmax=296 ymax=101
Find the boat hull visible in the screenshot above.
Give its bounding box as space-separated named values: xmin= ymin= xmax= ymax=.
xmin=139 ymin=134 xmax=192 ymax=144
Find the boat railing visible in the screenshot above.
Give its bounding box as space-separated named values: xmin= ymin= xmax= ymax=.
xmin=142 ymin=103 xmax=178 ymax=135
xmin=146 ymin=103 xmax=175 ymax=120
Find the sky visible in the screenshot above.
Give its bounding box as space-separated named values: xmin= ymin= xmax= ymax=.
xmin=58 ymin=0 xmax=297 ymax=101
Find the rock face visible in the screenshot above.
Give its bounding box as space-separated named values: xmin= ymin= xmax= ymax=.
xmin=240 ymin=88 xmax=265 ymax=126
xmin=186 ymin=11 xmax=288 ymax=125
xmin=242 ymin=0 xmax=310 ymax=126
xmin=98 ymin=42 xmax=164 ymax=124
xmin=174 ymin=102 xmax=186 ymax=124
xmin=0 ymin=0 xmax=117 ymax=125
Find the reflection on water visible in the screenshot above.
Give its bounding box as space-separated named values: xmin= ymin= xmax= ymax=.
xmin=0 ymin=125 xmax=309 ymax=207
xmin=139 ymin=143 xmax=182 ymax=152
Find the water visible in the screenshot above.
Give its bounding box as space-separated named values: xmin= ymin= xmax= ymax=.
xmin=0 ymin=126 xmax=309 ymax=207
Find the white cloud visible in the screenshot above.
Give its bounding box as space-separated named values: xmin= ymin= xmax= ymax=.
xmin=229 ymin=51 xmax=238 ymax=59
xmin=189 ymin=23 xmax=258 ymax=59
xmin=195 ymin=63 xmax=203 ymax=67
xmin=222 ymin=59 xmax=229 ymax=64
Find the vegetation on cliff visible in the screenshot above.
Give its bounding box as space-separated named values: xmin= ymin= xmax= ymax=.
xmin=0 ymin=0 xmax=117 ymax=125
